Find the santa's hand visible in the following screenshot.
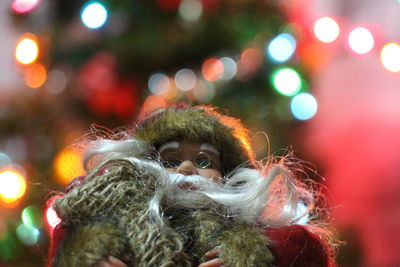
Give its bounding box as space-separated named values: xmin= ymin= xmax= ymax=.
xmin=93 ymin=256 xmax=127 ymax=267
xmin=199 ymin=247 xmax=224 ymax=267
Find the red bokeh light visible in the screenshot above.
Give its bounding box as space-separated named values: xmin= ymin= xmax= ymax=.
xmin=202 ymin=57 xmax=224 ymax=82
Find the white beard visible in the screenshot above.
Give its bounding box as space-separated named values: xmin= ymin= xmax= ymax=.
xmin=147 ymin=165 xmax=310 ymax=228
xmin=83 ymin=137 xmax=312 ymax=228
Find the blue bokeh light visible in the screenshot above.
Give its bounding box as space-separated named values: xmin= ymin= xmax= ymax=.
xmin=290 ymin=93 xmax=318 ymax=120
xmin=81 ymin=1 xmax=108 ymax=29
xmin=267 ymin=33 xmax=296 ymax=63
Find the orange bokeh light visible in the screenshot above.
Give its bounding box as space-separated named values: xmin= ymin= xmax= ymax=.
xmin=54 ymin=149 xmax=85 ymax=185
xmin=24 ymin=63 xmax=47 ymax=88
xmin=0 ymin=170 xmax=27 ymax=204
xmin=15 ymin=34 xmax=39 ymax=65
xmin=141 ymin=95 xmax=167 ymax=116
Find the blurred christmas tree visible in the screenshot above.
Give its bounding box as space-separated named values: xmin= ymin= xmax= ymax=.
xmin=1 ymin=0 xmax=315 ymax=265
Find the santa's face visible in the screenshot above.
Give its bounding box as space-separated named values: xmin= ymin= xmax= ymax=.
xmin=158 ymin=140 xmax=222 ymax=183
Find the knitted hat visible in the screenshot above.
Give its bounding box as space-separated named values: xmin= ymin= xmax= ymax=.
xmin=134 ymin=105 xmax=255 ymax=174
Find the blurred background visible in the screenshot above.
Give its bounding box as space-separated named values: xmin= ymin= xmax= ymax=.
xmin=1 ymin=0 xmax=400 ymax=266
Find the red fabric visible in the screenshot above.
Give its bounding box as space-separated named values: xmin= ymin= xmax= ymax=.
xmin=47 ymin=224 xmax=332 ymax=267
xmin=266 ymin=225 xmax=331 ymax=267
xmin=46 ymin=223 xmax=68 ymax=267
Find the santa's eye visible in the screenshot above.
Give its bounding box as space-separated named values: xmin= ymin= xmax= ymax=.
xmin=195 ymin=152 xmax=212 ymax=169
xmin=161 ymin=152 xmax=182 ymax=168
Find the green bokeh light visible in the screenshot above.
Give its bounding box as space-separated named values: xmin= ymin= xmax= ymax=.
xmin=271 ymin=67 xmax=302 ymax=96
xmin=21 ymin=205 xmax=43 ymax=229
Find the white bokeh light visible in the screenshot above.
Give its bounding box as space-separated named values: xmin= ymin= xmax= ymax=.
xmin=81 ymin=2 xmax=108 ymax=29
xmin=148 ymin=73 xmax=170 ymax=95
xmin=380 ymin=43 xmax=400 ymax=72
xmin=220 ymin=57 xmax=237 ymax=80
xmin=348 ymin=27 xmax=374 ymax=54
xmin=272 ymin=68 xmax=302 ymax=96
xmin=179 ymin=0 xmax=202 ymax=23
xmin=313 ymin=17 xmax=340 ymax=43
xmin=174 ymin=68 xmax=197 ymax=91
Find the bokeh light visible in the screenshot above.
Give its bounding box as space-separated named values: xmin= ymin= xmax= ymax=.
xmin=236 ymin=48 xmax=263 ymax=80
xmin=0 ymin=170 xmax=27 ymax=203
xmin=24 ymin=63 xmax=46 ymax=88
xmin=148 ymin=73 xmax=170 ymax=95
xmin=179 ymin=0 xmax=202 ymax=22
xmin=157 ymin=0 xmax=181 ymax=12
xmin=267 ymin=33 xmax=297 ymax=62
xmin=174 ymin=68 xmax=197 ymax=91
xmin=348 ymin=27 xmax=374 ymax=54
xmin=45 ymin=69 xmax=68 ymax=94
xmin=220 ymin=57 xmax=237 ymax=80
xmin=271 ymin=68 xmax=302 ymax=96
xmin=11 ymin=0 xmax=41 ymax=14
xmin=290 ymin=92 xmax=318 ymax=120
xmin=193 ymin=80 xmax=215 ymax=103
xmin=141 ymin=95 xmax=167 ymax=116
xmin=313 ymin=17 xmax=340 ymax=43
xmin=380 ymin=43 xmax=400 ymax=72
xmin=54 ymin=149 xmax=85 ymax=185
xmin=16 ymin=224 xmax=40 ymax=245
xmin=22 ymin=206 xmax=43 ymax=229
xmin=0 ymin=153 xmax=12 ymax=169
xmin=81 ymin=1 xmax=108 ymax=29
xmin=202 ymin=58 xmax=224 ymax=82
xmin=15 ymin=35 xmax=39 ymax=65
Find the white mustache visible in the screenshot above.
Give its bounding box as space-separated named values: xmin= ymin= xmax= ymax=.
xmin=149 ymin=168 xmax=280 ymax=226
xmin=166 ymin=173 xmax=223 ymax=191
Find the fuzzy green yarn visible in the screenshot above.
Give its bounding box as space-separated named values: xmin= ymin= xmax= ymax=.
xmin=53 ymin=160 xmax=274 ymax=266
xmin=53 ymin=162 xmax=191 ymax=267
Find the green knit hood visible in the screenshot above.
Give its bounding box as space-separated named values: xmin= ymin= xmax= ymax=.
xmin=134 ymin=105 xmax=254 ymax=174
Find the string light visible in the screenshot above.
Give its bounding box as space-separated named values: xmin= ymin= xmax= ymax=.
xmin=148 ymin=73 xmax=170 ymax=95
xmin=22 ymin=206 xmax=43 ymax=229
xmin=141 ymin=95 xmax=167 ymax=115
xmin=174 ymin=68 xmax=197 ymax=91
xmin=313 ymin=17 xmax=340 ymax=43
xmin=219 ymin=57 xmax=237 ymax=80
xmin=348 ymin=27 xmax=374 ymax=54
xmin=45 ymin=69 xmax=68 ymax=94
xmin=11 ymin=0 xmax=41 ymax=14
xmin=290 ymin=93 xmax=318 ymax=120
xmin=15 ymin=35 xmax=39 ymax=65
xmin=192 ymin=79 xmax=215 ymax=103
xmin=24 ymin=63 xmax=47 ymax=88
xmin=380 ymin=43 xmax=400 ymax=72
xmin=16 ymin=224 xmax=40 ymax=245
xmin=54 ymin=149 xmax=85 ymax=185
xmin=81 ymin=1 xmax=108 ymax=29
xmin=271 ymin=68 xmax=302 ymax=96
xmin=267 ymin=33 xmax=297 ymax=63
xmin=0 ymin=170 xmax=27 ymax=203
xmin=202 ymin=58 xmax=224 ymax=82
xmin=0 ymin=153 xmax=12 ymax=168
xmin=179 ymin=0 xmax=202 ymax=23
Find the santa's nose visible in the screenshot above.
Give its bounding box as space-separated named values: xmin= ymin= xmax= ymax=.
xmin=177 ymin=160 xmax=198 ymax=175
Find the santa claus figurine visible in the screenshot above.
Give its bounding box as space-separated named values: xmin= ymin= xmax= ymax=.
xmin=47 ymin=104 xmax=336 ymax=267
